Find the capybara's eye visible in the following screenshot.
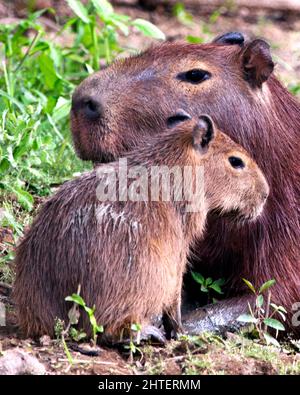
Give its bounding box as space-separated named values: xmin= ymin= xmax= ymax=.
xmin=228 ymin=156 xmax=245 ymax=169
xmin=177 ymin=69 xmax=211 ymax=84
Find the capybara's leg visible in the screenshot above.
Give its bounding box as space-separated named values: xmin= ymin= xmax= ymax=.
xmin=163 ymin=285 xmax=185 ymax=340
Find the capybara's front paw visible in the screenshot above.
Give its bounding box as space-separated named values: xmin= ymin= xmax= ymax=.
xmin=162 ymin=313 xmax=185 ymax=340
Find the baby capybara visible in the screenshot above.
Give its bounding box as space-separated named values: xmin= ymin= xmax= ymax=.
xmin=14 ymin=114 xmax=269 ymax=341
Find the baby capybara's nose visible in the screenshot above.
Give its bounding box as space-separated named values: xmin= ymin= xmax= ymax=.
xmin=72 ymin=96 xmax=104 ymax=121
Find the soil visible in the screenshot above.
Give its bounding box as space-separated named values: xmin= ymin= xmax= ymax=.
xmin=1 ymin=258 xmax=299 ymax=375
xmin=0 ymin=0 xmax=299 ymax=375
xmin=1 ymin=310 xmax=300 ymax=375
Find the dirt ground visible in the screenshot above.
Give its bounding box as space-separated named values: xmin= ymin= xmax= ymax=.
xmin=1 ymin=309 xmax=300 ymax=375
xmin=0 ymin=0 xmax=300 ymax=375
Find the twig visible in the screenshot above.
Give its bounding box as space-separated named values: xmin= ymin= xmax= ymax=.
xmin=164 ymin=355 xmax=186 ymax=362
xmin=58 ymin=358 xmax=117 ymax=365
xmin=264 ymin=291 xmax=272 ymax=332
xmin=14 ymin=31 xmax=41 ymax=73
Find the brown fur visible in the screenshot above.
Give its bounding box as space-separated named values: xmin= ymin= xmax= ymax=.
xmin=70 ymin=37 xmax=300 ymax=334
xmin=13 ymin=116 xmax=268 ymax=339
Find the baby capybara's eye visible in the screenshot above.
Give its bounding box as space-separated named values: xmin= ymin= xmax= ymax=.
xmin=177 ymin=69 xmax=211 ymax=84
xmin=228 ymin=156 xmax=246 ymax=169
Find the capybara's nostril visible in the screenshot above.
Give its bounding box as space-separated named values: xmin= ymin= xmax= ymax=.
xmin=72 ymin=95 xmax=103 ymax=120
xmin=82 ymin=98 xmax=103 ymax=120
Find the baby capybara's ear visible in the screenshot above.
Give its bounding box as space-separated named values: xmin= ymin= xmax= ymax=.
xmin=241 ymin=39 xmax=274 ymax=88
xmin=213 ymin=32 xmax=245 ymax=46
xmin=192 ymin=115 xmax=216 ymax=154
xmin=167 ymin=109 xmax=192 ymax=128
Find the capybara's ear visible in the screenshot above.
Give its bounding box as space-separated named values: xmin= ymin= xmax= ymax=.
xmin=167 ymin=109 xmax=192 ymax=128
xmin=213 ymin=32 xmax=244 ymax=46
xmin=192 ymin=115 xmax=215 ymax=154
xmin=241 ymin=39 xmax=274 ymax=88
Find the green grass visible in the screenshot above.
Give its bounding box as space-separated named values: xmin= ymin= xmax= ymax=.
xmin=0 ymin=1 xmax=165 ymax=210
xmin=0 ymin=0 xmax=165 ymax=278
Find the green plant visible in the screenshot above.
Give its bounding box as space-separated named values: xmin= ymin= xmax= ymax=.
xmin=191 ymin=271 xmax=225 ymax=303
xmin=54 ymin=317 xmax=65 ymax=339
xmin=289 ymin=83 xmax=300 ymax=96
xmin=209 ymin=9 xmax=222 ymax=24
xmin=55 ymin=285 xmax=103 ymax=365
xmin=65 ymin=288 xmax=103 ymax=346
xmin=124 ymin=322 xmax=143 ymax=363
xmin=237 ymin=279 xmax=286 ymax=347
xmin=200 ymin=7 xmax=223 ymax=37
xmin=0 ymin=202 xmax=32 ymax=283
xmin=0 ymin=202 xmax=28 ymax=237
xmin=0 ymin=0 xmax=164 ymax=242
xmin=53 ymin=316 xmax=75 ymax=365
xmin=67 ymin=0 xmax=165 ymax=68
xmin=186 ymin=35 xmax=204 ymax=44
xmin=173 ymin=3 xmax=194 ymax=27
xmin=0 ymin=10 xmax=88 ymax=213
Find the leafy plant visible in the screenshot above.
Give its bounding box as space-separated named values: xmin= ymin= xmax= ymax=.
xmin=53 ymin=317 xmax=74 ymax=365
xmin=237 ymin=279 xmax=286 ymax=347
xmin=192 ymin=271 xmax=225 ymax=303
xmin=0 ymin=11 xmax=88 ymax=212
xmin=186 ymin=35 xmax=204 ymax=44
xmin=124 ymin=322 xmax=143 ymax=362
xmin=54 ymin=285 xmax=103 ymax=365
xmin=0 ymin=0 xmax=164 ymax=240
xmin=65 ymin=288 xmax=103 ymax=346
xmin=67 ymin=0 xmax=165 ymax=68
xmin=54 ymin=317 xmax=65 ymax=339
xmin=289 ymin=83 xmax=300 ymax=96
xmin=173 ymin=3 xmax=194 ymax=27
xmin=0 ymin=202 xmax=33 ymax=283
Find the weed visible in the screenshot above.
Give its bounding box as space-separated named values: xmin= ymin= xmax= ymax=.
xmin=0 ymin=0 xmax=164 ymax=242
xmin=237 ymin=279 xmax=286 ymax=347
xmin=65 ymin=285 xmax=103 ymax=346
xmin=173 ymin=3 xmax=194 ymax=27
xmin=191 ymin=271 xmax=225 ymax=304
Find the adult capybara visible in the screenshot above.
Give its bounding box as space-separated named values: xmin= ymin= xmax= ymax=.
xmin=14 ymin=114 xmax=269 ymax=340
xmin=70 ymin=33 xmax=300 ymax=334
